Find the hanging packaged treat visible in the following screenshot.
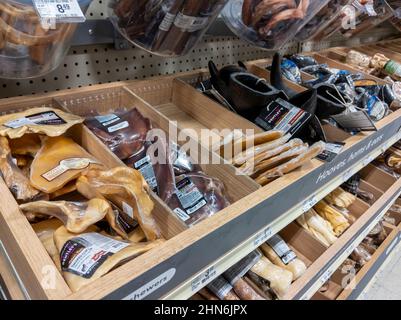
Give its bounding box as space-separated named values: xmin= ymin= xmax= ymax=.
xmin=30 ymin=136 xmax=103 ymax=194
xmin=54 ymin=227 xmax=164 ymax=292
xmin=109 ymin=0 xmax=228 ymax=57
xmin=163 ymin=172 xmax=231 ymax=227
xmin=340 ymin=0 xmax=393 ymax=39
xmin=84 ymin=109 xmax=152 ymax=161
xmin=221 ymin=0 xmax=331 ymax=50
xmin=0 ymin=136 xmax=43 ymax=202
xmin=20 ymin=199 xmax=111 ymax=234
xmin=0 ymin=0 xmax=92 ymax=79
xmin=296 ymin=0 xmax=353 ymax=41
xmin=76 ymin=167 xmax=161 ymax=241
xmin=0 ymin=107 xmax=83 ymax=139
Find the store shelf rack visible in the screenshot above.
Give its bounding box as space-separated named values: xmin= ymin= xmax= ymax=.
xmin=1 ymin=64 xmax=401 ymax=301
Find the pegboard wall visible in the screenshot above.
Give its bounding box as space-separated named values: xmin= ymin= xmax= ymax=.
xmin=0 ymin=1 xmax=399 ymax=99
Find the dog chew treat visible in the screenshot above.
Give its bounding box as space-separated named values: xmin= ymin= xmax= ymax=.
xmin=30 ymin=136 xmax=103 ymax=194
xmin=32 ymin=219 xmax=64 ymax=270
xmin=314 ymin=200 xmax=350 ymax=237
xmin=259 ymin=243 xmax=307 ymax=281
xmin=250 ymin=255 xmax=293 ymax=298
xmin=8 ymin=134 xmax=41 ymax=156
xmin=255 ymin=141 xmax=325 ymax=186
xmin=232 ymin=278 xmax=265 ymax=300
xmin=297 ymin=209 xmax=338 ymax=246
xmin=239 ymin=138 xmax=304 ymax=175
xmin=49 ymin=181 xmax=77 ymax=200
xmin=252 ymin=144 xmax=308 ymax=177
xmin=198 ymin=288 xmax=219 ymax=300
xmin=0 ymin=136 xmax=41 ymax=202
xmin=76 ymin=167 xmax=161 ymax=241
xmin=0 ymin=107 xmax=83 ymax=139
xmin=232 ymin=132 xmax=290 ymax=166
xmin=54 ymin=227 xmax=164 ymax=292
xmin=20 ymin=199 xmax=111 ymax=234
xmin=324 ymin=187 xmax=356 ymax=209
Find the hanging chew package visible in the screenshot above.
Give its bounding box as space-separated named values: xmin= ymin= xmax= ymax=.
xmin=30 ymin=136 xmax=103 ymax=194
xmin=0 ymin=107 xmax=83 ymax=139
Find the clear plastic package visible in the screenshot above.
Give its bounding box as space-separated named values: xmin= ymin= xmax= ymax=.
xmin=0 ymin=0 xmax=91 ymax=79
xmin=340 ymin=0 xmax=393 ymax=39
xmin=296 ymin=0 xmax=353 ymax=41
xmin=221 ymin=0 xmax=331 ymax=50
xmin=108 ymin=0 xmax=228 ymax=57
xmin=387 ymin=1 xmax=401 ymax=31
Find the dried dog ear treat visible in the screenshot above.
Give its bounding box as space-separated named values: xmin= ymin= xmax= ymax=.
xmin=0 ymin=108 xmax=83 ymax=139
xmin=0 ymin=136 xmax=41 ymax=202
xmin=76 ymin=167 xmax=162 ymax=241
xmin=54 ymin=227 xmax=164 ymax=292
xmin=32 ymin=219 xmax=65 ymax=270
xmin=8 ymin=134 xmax=41 ymax=156
xmin=20 ymin=199 xmax=111 ymax=234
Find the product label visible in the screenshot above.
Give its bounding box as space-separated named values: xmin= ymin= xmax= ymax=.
xmin=95 ymin=114 xmax=121 ymax=127
xmin=207 ymin=276 xmax=233 ymax=300
xmin=42 ymin=158 xmax=99 ymax=181
xmin=331 ymin=111 xmax=377 ymax=132
xmin=107 ymin=121 xmax=129 ymax=133
xmin=385 ymin=60 xmax=401 ymax=78
xmin=134 ymin=155 xmax=158 ymax=192
xmin=33 ymin=0 xmax=86 ymax=24
xmin=223 ymin=251 xmax=262 ymax=285
xmin=112 ymin=204 xmax=138 ymax=235
xmin=159 ymin=13 xmax=176 ymax=32
xmin=4 ymin=111 xmax=66 ymax=129
xmin=254 ymin=98 xmax=311 ymax=136
xmin=266 ymin=234 xmax=297 ymax=265
xmin=191 ymin=266 xmax=217 ymax=292
xmin=122 ymin=202 xmax=134 ymax=219
xmin=60 ymin=233 xmax=129 ymax=278
xmin=174 ymin=13 xmax=209 ymax=32
xmin=317 ymin=142 xmax=345 ymax=162
xmin=174 ymin=177 xmax=207 ymax=218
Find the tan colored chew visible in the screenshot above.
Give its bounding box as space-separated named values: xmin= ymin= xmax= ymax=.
xmin=252 ymin=144 xmax=308 ymax=177
xmin=20 ymin=199 xmax=110 ymax=234
xmin=32 ymin=219 xmax=64 ymax=270
xmin=49 ymin=181 xmax=77 ymax=200
xmin=0 ymin=136 xmax=40 ymax=202
xmin=53 ymin=227 xmax=164 ymax=292
xmin=76 ymin=167 xmax=161 ymax=241
xmin=30 ymin=136 xmax=103 ymax=194
xmin=255 ymin=141 xmax=325 ymax=186
xmin=314 ymin=200 xmax=350 ymax=237
xmin=9 ymin=134 xmax=42 ymax=156
xmin=232 ymin=278 xmax=266 ymax=300
xmin=250 ymin=255 xmax=293 ymax=298
xmin=240 ymin=138 xmax=304 ymax=175
xmin=259 ymin=243 xmax=306 ymax=281
xmin=324 ymin=187 xmax=356 ymax=209
xmin=232 ymin=133 xmax=291 ymax=166
xmin=0 ymin=107 xmax=83 ymax=139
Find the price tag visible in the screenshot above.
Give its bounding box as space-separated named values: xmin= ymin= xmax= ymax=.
xmin=253 ymin=227 xmax=273 ymax=247
xmin=320 ymin=269 xmax=333 ymax=284
xmin=345 ymin=243 xmax=356 ymax=256
xmin=362 ymin=154 xmax=375 ymax=167
xmin=33 ymin=0 xmax=86 ymax=24
xmin=302 ymin=195 xmax=318 ymax=213
xmin=190 ymin=266 xmax=217 ymax=292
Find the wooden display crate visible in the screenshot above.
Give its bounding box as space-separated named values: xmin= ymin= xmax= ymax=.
xmin=1 ymin=65 xmax=401 ymax=300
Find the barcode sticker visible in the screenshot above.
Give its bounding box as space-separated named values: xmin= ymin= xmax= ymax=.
xmin=33 ymin=0 xmax=86 ymax=23
xmin=302 ymin=195 xmax=318 ymax=213
xmin=253 ymin=227 xmax=273 ymax=247
xmin=191 ymin=266 xmax=217 ymax=292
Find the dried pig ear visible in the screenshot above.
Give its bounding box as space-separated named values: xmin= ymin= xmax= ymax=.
xmin=76 ymin=167 xmax=162 ymax=241
xmin=8 ymin=134 xmax=42 ymax=156
xmin=20 ymin=199 xmax=111 ymax=234
xmin=0 ymin=136 xmax=41 ymax=202
xmin=54 ymin=227 xmax=164 ymax=292
xmin=30 ymin=136 xmax=104 ymax=194
xmin=0 ymin=107 xmax=83 ymax=139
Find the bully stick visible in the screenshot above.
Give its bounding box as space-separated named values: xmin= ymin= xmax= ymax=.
xmin=151 ymin=0 xmax=186 ymax=51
